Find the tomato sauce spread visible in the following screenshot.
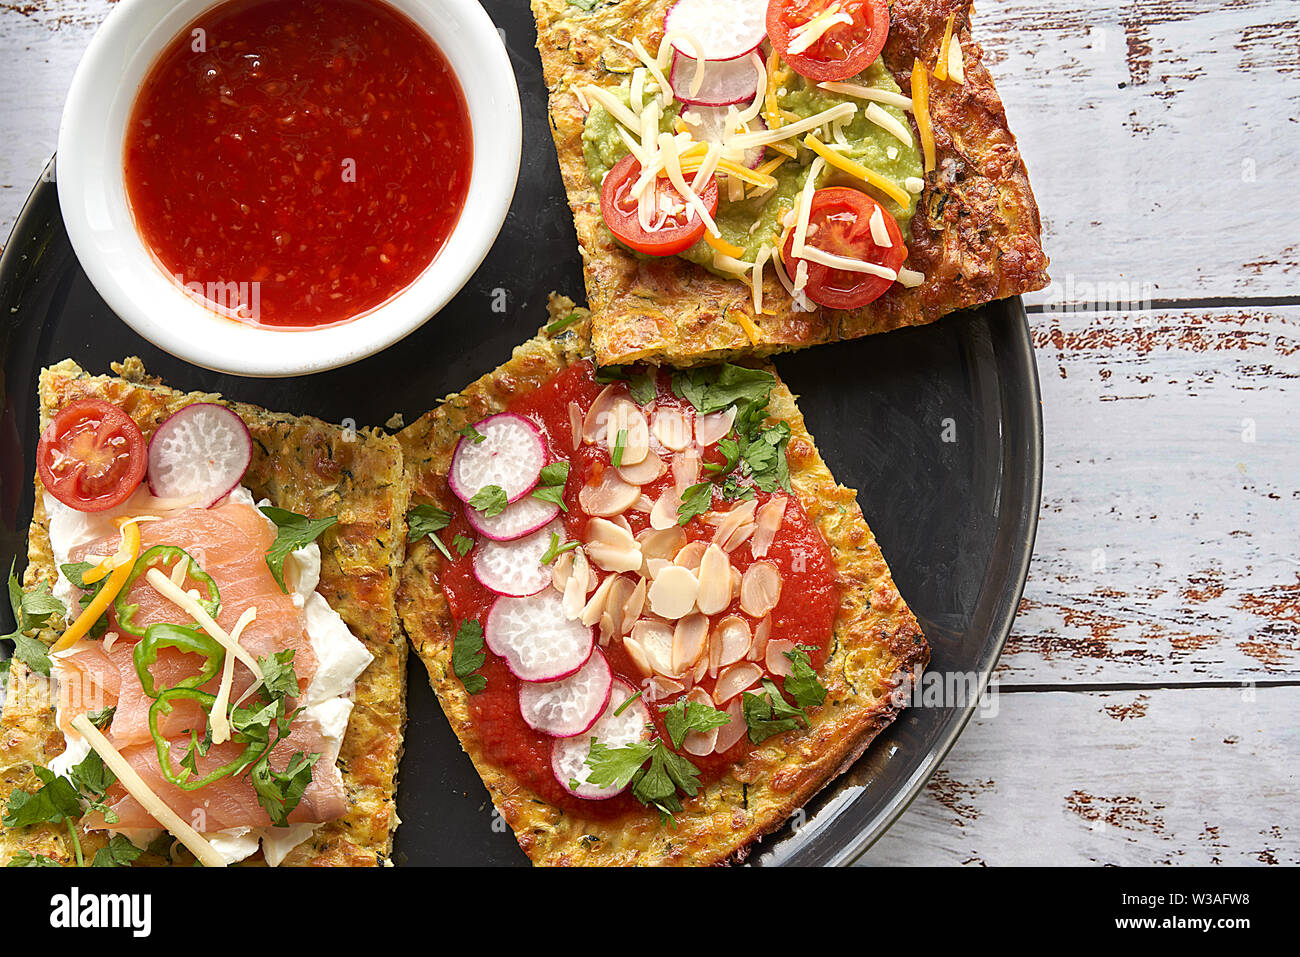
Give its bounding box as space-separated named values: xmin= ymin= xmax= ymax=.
xmin=124 ymin=0 xmax=471 ymax=328
xmin=436 ymin=361 xmax=840 ymax=817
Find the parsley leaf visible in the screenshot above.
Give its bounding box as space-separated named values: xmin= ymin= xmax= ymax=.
xmin=742 ymin=679 xmax=810 ymax=744
xmin=539 ymin=462 xmax=570 ymax=486
xmin=250 ymin=751 xmax=319 ymax=828
xmin=596 ymin=366 xmax=657 ymax=405
xmin=61 ymin=561 xmax=109 ymax=638
xmin=91 ymin=834 xmax=144 ymax=868
xmin=782 ymin=646 xmax=828 ymax=709
xmin=672 ymin=365 xmax=776 ymax=415
xmin=467 ymin=484 xmax=509 ymax=518
xmin=86 ymin=706 xmax=115 ymax=730
xmin=676 ymin=482 xmax=714 ymax=526
xmin=452 ymin=534 xmax=475 ymax=557
xmin=3 ymin=563 xmax=65 ymax=677
xmin=452 ymin=619 xmax=487 ymax=695
xmin=407 ymin=503 xmax=454 ymax=559
xmin=584 ymin=738 xmax=703 ymax=823
xmin=259 ymin=650 xmax=301 ymax=699
xmin=457 ymin=424 xmax=487 ymax=444
xmin=532 ymin=462 xmax=570 ymax=512
xmin=259 ymin=507 xmax=338 ymax=593
xmin=2 ymin=766 xmax=83 ymax=827
xmin=659 ymin=699 xmax=732 ymax=750
xmin=584 ymin=739 xmax=655 ymax=792
xmin=531 ymin=485 xmax=567 ymax=511
xmin=6 ymin=850 xmax=60 ymax=867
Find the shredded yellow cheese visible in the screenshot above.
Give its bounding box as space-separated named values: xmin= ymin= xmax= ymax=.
xmin=52 ymin=521 xmax=142 ymax=652
xmin=911 ymin=60 xmax=936 ymax=173
xmin=933 ymin=13 xmax=956 ymax=81
xmin=736 ymin=310 xmax=761 ymax=345
xmin=803 ymin=134 xmax=912 ymax=208
xmin=705 ymin=232 xmax=746 ymax=258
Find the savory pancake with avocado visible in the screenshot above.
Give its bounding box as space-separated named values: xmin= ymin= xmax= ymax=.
xmin=396 ymin=296 xmax=927 ymax=865
xmin=532 ymin=0 xmax=1049 ymax=366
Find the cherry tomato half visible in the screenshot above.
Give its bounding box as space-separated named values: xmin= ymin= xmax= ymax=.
xmin=37 ymin=399 xmax=147 ymax=512
xmin=600 ymin=153 xmax=720 ymax=257
xmin=767 ymin=0 xmax=890 ymax=83
xmin=781 ymin=186 xmax=906 ymax=309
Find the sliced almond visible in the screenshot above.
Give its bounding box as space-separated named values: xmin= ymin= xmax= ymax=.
xmin=568 ymin=400 xmax=583 ymax=452
xmin=622 ymin=577 xmax=647 ymax=633
xmin=652 ymin=408 xmax=692 ymax=451
xmin=672 ymin=448 xmax=701 ymax=492
xmin=631 ymin=619 xmax=678 ymax=676
xmin=714 ymin=661 xmax=762 ymax=704
xmin=580 ymin=573 xmax=619 ymax=627
xmin=714 ymin=695 xmax=747 ymax=752
xmin=682 ymin=687 xmax=720 ymax=756
xmin=623 ymin=634 xmax=652 ymax=676
xmin=740 ymin=561 xmax=782 ymax=618
xmin=646 ymin=675 xmax=684 ymax=702
xmin=751 ymin=495 xmax=788 ymax=559
xmin=578 ymin=469 xmax=641 ymax=517
xmin=585 ymin=517 xmax=642 ymax=573
xmin=632 ymin=493 xmax=654 ymax=512
xmin=695 ymin=406 xmax=737 ymax=446
xmin=695 ymin=543 xmax=733 ymax=615
xmin=607 ymin=399 xmax=650 ymax=466
xmin=715 ymin=615 xmax=752 ymax=667
xmin=645 ymin=557 xmax=670 ymax=579
xmin=711 ymin=498 xmax=757 ymax=551
xmin=692 ymin=652 xmax=708 ymax=684
xmin=765 ymin=638 xmax=797 ymax=677
xmin=637 ymin=526 xmax=686 ymax=566
xmin=647 ymin=564 xmax=699 ymax=619
xmin=748 ymin=615 xmax=772 ymax=662
xmin=671 ymin=613 xmax=710 ymax=675
xmin=673 ymin=540 xmax=708 ymax=572
xmin=582 ymin=383 xmax=621 ymax=444
xmin=707 ymin=624 xmax=723 ymax=678
xmin=561 ymin=548 xmax=592 ymax=619
xmin=722 ymin=523 xmax=756 ymax=553
xmin=649 ymin=488 xmax=681 ymax=530
xmin=598 ymin=610 xmax=616 ymax=646
xmin=618 ymin=452 xmax=667 ymax=485
xmin=604 ymin=575 xmax=635 ymax=636
xmin=550 ymin=549 xmax=574 ymax=594
xmin=730 ymin=566 xmax=742 ymax=600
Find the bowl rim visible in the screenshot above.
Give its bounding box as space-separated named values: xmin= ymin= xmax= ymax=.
xmin=56 ymin=0 xmax=522 ymax=378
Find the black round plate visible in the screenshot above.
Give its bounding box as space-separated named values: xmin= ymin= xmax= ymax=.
xmin=0 ymin=3 xmax=1041 ymax=866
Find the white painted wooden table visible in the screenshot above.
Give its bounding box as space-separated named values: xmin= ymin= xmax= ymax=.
xmin=1 ymin=0 xmax=1295 ymax=866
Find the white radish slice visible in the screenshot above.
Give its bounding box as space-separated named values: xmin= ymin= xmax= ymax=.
xmin=551 ymin=679 xmax=651 ymax=800
xmin=664 ymin=0 xmax=767 ymax=61
xmin=472 ymin=520 xmax=561 ymax=597
xmin=464 ymin=493 xmax=560 ymax=542
xmin=682 ymin=103 xmax=768 ymax=168
xmin=485 ymin=589 xmax=594 ymax=682
xmin=519 ymin=648 xmax=613 ymax=738
xmin=147 ymin=403 xmax=252 ymax=507
xmin=673 ymin=52 xmax=766 ymax=116
xmin=448 ymin=413 xmax=545 ymax=504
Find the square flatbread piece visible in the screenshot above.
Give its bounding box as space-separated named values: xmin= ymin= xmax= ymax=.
xmin=0 ymin=358 xmax=409 ymax=867
xmin=532 ymin=0 xmax=1049 ymax=366
xmin=396 ymin=298 xmax=928 ymax=865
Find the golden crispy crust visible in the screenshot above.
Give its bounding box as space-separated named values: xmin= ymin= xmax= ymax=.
xmin=396 ymin=296 xmax=928 ymax=865
xmin=0 ymin=358 xmax=410 ymax=867
xmin=532 ymin=0 xmax=1049 ymax=366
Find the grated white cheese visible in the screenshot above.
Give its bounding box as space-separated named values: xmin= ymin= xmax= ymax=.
xmin=865 ymin=102 xmax=913 ymax=146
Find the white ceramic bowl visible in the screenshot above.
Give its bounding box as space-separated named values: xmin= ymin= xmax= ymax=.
xmin=57 ymin=0 xmax=521 ymax=377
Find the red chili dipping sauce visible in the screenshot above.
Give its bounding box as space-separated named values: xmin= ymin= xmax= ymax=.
xmin=124 ymin=0 xmax=472 ymax=327
xmin=433 ymin=361 xmax=841 ymax=819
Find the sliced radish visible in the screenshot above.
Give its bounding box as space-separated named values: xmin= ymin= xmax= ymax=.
xmin=551 ymin=679 xmax=652 ymax=800
xmin=449 ymin=413 xmax=545 ymax=504
xmin=664 ymin=0 xmax=767 ymax=61
xmin=147 ymin=403 xmax=252 ymax=508
xmin=472 ymin=519 xmax=560 ymax=597
xmin=519 ymin=647 xmax=613 ymax=738
xmin=681 ymin=104 xmax=767 ymax=169
xmin=673 ymin=52 xmax=766 ymax=108
xmin=485 ymin=589 xmax=594 ymax=682
xmin=465 ymin=494 xmax=560 ymax=542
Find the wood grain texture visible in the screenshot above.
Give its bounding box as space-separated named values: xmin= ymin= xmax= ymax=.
xmin=865 ymin=687 xmax=1299 ymax=866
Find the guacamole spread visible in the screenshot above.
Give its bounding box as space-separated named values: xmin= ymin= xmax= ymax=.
xmin=581 ymin=57 xmax=923 ymax=276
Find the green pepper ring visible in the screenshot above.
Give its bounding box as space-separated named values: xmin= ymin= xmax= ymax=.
xmin=148 ymin=687 xmax=261 ymax=791
xmin=132 ymin=622 xmax=226 ymax=699
xmin=114 ymin=545 xmax=221 ymax=637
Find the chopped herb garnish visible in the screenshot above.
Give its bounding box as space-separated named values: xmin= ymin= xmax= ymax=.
xmin=539 ymin=462 xmax=571 ymax=486
xmin=452 ymin=619 xmax=487 ymax=694
xmin=407 ymin=503 xmax=454 ymax=560
xmin=259 ymin=507 xmax=338 ymax=593
xmin=61 ymin=561 xmax=108 ymax=638
xmin=741 ymin=678 xmax=811 ymax=744
xmin=457 ymin=424 xmax=487 ymax=444
xmin=612 ymin=428 xmax=628 ymax=467
xmin=584 ymin=737 xmax=703 ymax=823
xmin=659 ymin=699 xmax=732 ymax=750
xmin=612 ymin=689 xmax=643 ymax=717
xmin=545 ymin=310 xmax=584 ymax=334
xmin=671 ymin=365 xmax=776 ymax=415
xmin=676 ymin=482 xmax=714 ymax=526
xmin=596 ymin=365 xmax=656 ymax=405
xmin=540 ymin=531 xmax=580 ymax=565
xmin=467 ymin=484 xmax=509 ymax=518
xmin=3 ymin=562 xmax=66 ymax=678
xmin=532 ymin=462 xmax=570 ymax=512
xmin=453 ymin=534 xmax=475 ymax=557
xmin=782 ymin=646 xmax=829 ymax=709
